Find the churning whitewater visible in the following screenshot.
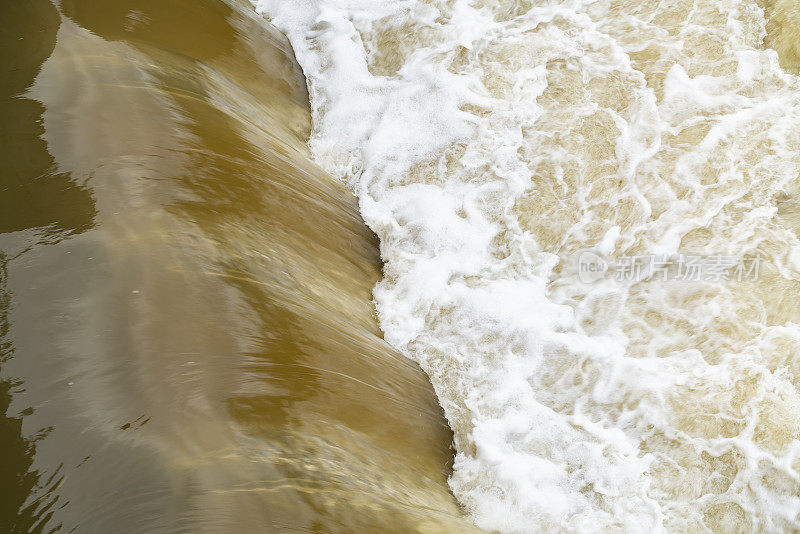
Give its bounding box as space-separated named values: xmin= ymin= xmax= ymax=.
xmin=253 ymin=0 xmax=800 ymax=531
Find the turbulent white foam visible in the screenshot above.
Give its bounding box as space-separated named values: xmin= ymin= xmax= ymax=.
xmin=252 ymin=0 xmax=800 ymax=531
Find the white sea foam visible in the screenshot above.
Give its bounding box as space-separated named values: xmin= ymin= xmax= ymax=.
xmin=252 ymin=0 xmax=800 ymax=530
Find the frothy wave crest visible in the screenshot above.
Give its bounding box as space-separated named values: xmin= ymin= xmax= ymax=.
xmin=253 ymin=0 xmax=800 ymax=530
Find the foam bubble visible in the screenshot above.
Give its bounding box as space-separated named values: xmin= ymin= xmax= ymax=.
xmin=252 ymin=0 xmax=800 ymax=530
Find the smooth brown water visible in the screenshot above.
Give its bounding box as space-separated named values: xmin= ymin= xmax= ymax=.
xmin=0 ymin=1 xmax=479 ymax=531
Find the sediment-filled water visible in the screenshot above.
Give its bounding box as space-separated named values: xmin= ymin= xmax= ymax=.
xmin=5 ymin=0 xmax=800 ymax=532
xmin=0 ymin=1 xmax=477 ymax=531
xmin=253 ymin=0 xmax=800 ymax=531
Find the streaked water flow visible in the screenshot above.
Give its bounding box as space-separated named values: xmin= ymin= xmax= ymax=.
xmin=0 ymin=0 xmax=476 ymax=531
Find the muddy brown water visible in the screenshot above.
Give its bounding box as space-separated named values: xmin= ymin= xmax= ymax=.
xmin=0 ymin=1 xmax=479 ymax=531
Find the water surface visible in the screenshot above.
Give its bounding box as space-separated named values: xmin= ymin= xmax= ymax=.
xmin=0 ymin=1 xmax=476 ymax=531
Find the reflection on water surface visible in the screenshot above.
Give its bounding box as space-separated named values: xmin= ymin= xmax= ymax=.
xmin=0 ymin=0 xmax=476 ymax=531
